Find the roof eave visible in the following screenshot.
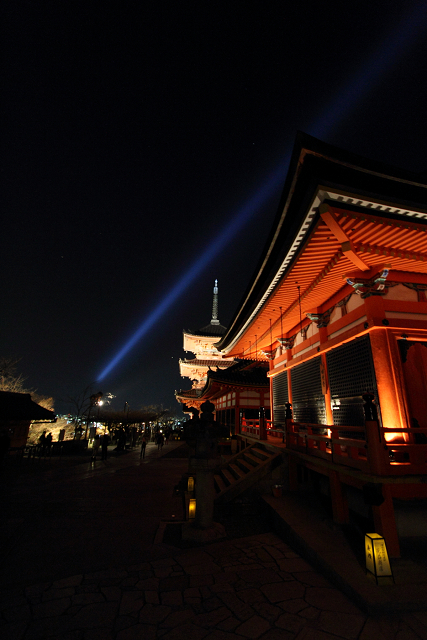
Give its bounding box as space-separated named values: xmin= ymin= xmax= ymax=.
xmin=216 ymin=133 xmax=427 ymax=355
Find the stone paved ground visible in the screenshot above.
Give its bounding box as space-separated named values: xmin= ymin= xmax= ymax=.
xmin=2 ymin=532 xmax=427 ymax=640
xmin=1 ymin=445 xmax=427 ymax=639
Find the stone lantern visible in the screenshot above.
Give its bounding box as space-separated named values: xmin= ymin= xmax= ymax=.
xmin=182 ymin=400 xmax=228 ymax=542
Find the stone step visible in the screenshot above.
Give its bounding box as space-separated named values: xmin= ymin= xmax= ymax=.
xmin=214 ymin=444 xmax=282 ymax=504
xmin=221 ymin=468 xmax=235 ymax=486
xmin=242 ymin=452 xmax=261 ymax=467
xmin=251 ymin=447 xmax=274 ymax=460
xmin=214 ymin=474 xmax=226 ymax=493
xmin=236 ymin=458 xmax=253 ymax=473
xmin=229 ymin=463 xmax=245 ymax=480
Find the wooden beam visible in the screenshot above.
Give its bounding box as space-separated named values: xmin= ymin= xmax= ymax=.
xmin=320 ymin=204 xmax=370 ymax=271
xmin=355 ymin=242 xmax=427 ymax=263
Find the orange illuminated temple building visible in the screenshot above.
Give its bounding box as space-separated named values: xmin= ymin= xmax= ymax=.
xmin=215 ymin=133 xmax=427 ymax=557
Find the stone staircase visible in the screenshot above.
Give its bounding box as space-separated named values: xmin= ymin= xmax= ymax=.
xmin=214 ymin=444 xmax=281 ymax=503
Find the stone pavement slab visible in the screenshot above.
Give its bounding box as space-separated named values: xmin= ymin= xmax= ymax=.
xmin=2 ymin=445 xmax=427 ymax=639
xmin=264 ymin=492 xmax=427 ymax=615
xmin=2 ymin=531 xmax=427 ymax=639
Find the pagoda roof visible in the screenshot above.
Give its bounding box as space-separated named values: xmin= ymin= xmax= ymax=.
xmin=180 ymin=358 xmax=235 ymax=368
xmin=184 ymin=322 xmax=228 ymax=337
xmin=184 ymin=280 xmax=228 ymax=338
xmin=216 ymin=132 xmax=427 ymax=358
xmin=176 ymin=388 xmax=199 ymax=397
xmin=196 ymin=360 xmax=269 ymax=402
xmin=206 ymin=360 xmax=269 ymax=385
xmin=175 ymin=388 xmax=202 ymax=400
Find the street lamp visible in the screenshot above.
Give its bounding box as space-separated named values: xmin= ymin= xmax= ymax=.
xmin=85 ymin=391 xmax=103 ymax=439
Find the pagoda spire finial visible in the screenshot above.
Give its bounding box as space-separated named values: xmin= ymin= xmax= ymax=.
xmin=211 ymin=279 xmax=220 ymax=325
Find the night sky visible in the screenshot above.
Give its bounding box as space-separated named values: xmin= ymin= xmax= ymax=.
xmin=3 ymin=1 xmax=427 ymax=414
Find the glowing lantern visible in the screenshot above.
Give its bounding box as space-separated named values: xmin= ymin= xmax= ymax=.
xmin=365 ymin=533 xmax=394 ymax=584
xmin=188 ymin=498 xmax=196 ymax=520
xmin=187 ymin=476 xmax=195 ymax=492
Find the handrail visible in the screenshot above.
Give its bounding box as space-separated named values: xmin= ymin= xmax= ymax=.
xmin=241 ymin=418 xmax=285 ymax=442
xmin=240 ymin=414 xmax=427 ymax=475
xmin=286 ymin=419 xmax=427 ymax=475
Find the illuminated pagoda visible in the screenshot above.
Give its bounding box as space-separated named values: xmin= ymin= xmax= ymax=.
xmin=176 ymin=280 xmax=235 ymax=410
xmin=216 ymin=132 xmax=427 ymax=557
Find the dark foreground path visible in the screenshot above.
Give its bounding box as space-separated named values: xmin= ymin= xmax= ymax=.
xmin=1 ymin=443 xmax=426 ymax=640
xmin=0 ymin=443 xmax=187 ymax=589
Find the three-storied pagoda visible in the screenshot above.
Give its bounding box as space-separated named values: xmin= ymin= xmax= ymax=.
xmin=176 ymin=280 xmax=235 ymax=411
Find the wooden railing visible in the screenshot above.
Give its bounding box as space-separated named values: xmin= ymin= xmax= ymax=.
xmin=287 ymin=421 xmax=427 ymax=476
xmin=240 ymin=416 xmax=427 ymax=476
xmin=287 ymin=422 xmax=369 ymax=472
xmin=383 ymin=428 xmax=427 ymax=475
xmin=240 ymin=419 xmax=260 ymax=437
xmin=240 ymin=419 xmax=285 ymax=442
xmin=267 ymin=422 xmax=285 ymax=442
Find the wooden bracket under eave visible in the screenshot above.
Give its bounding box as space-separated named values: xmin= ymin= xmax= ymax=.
xmin=320 ymin=204 xmax=370 ymax=271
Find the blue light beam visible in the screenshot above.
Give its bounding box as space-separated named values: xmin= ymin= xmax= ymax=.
xmin=97 ymin=162 xmax=287 ymax=381
xmin=97 ymin=1 xmax=427 ymax=381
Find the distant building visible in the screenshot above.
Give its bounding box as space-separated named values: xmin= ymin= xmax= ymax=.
xmin=176 ymin=281 xmax=270 ymax=434
xmin=0 ymin=391 xmax=56 ymax=449
xmin=195 ymin=359 xmax=270 ymax=436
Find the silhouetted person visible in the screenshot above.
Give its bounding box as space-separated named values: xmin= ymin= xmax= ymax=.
xmin=115 ymin=428 xmax=123 ymax=451
xmin=92 ymin=434 xmax=101 ymax=461
xmin=0 ymin=429 xmax=10 ymax=464
xmin=45 ymin=432 xmax=53 ymax=454
xmin=101 ymin=433 xmax=109 ymax=460
xmin=38 ymin=430 xmax=47 ymax=454
xmin=140 ymin=435 xmax=147 ymax=459
xmin=157 ymin=433 xmax=164 ymax=451
xmin=131 ymin=427 xmax=137 ymax=448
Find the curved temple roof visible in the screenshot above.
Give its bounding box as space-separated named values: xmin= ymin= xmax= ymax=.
xmin=216 ymin=132 xmax=427 ymax=359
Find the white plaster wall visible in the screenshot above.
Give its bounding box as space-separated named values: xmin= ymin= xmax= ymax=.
xmin=240 ymin=390 xmax=260 ymax=398
xmin=385 ymin=283 xmax=418 ymax=302
xmin=347 ymin=293 xmax=364 ymax=313
xmin=306 ymin=322 xmax=318 ymax=338
xmin=294 ymin=332 xmax=303 ymax=347
xmin=329 ymin=307 xmax=341 ymax=323
xmin=294 ymin=328 xmax=310 ymax=347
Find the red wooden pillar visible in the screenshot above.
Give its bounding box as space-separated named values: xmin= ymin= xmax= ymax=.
xmin=369 ymin=327 xmax=405 ymax=436
xmin=372 ymin=484 xmax=400 ymax=558
xmin=234 ymin=406 xmax=240 ymax=435
xmin=288 ymin=454 xmax=299 ymax=491
xmin=259 ymin=407 xmax=267 ymax=440
xmin=287 ymin=367 xmax=292 ymax=406
xmin=320 ymin=352 xmax=333 ymax=426
xmin=286 ymin=409 xmax=299 ymax=490
xmin=365 ymin=420 xmax=389 ymax=475
xmin=328 ymin=470 xmax=349 ymax=524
